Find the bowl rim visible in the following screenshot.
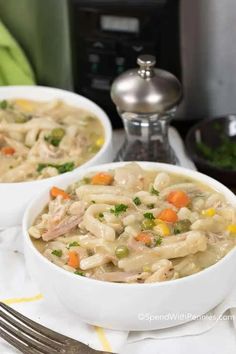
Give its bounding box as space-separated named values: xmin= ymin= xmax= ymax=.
xmin=23 ymin=161 xmax=236 ymax=289
xmin=0 ymin=85 xmax=112 ymax=186
xmin=185 ymin=115 xmax=236 ymax=173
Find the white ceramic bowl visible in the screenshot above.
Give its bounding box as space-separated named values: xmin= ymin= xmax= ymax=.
xmin=23 ymin=162 xmax=236 ymax=331
xmin=0 ymin=86 xmax=112 ymax=227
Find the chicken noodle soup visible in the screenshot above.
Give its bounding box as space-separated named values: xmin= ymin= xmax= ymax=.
xmin=29 ymin=163 xmax=236 ymax=283
xmin=0 ymin=99 xmax=104 ymax=182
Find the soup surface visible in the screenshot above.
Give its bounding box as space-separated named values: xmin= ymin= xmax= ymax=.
xmin=0 ymin=99 xmax=104 ymax=182
xmin=29 ymin=163 xmax=236 ymax=283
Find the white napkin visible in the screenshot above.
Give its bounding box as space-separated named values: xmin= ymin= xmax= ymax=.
xmin=1 ymin=227 xmax=236 ymax=354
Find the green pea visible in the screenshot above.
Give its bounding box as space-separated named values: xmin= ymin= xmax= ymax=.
xmin=174 ymin=219 xmax=191 ymax=234
xmin=51 ymin=249 xmax=62 ymax=257
xmin=51 ymin=128 xmax=65 ymax=139
xmin=142 ymin=219 xmax=156 ymax=230
xmin=115 ymin=245 xmax=129 ymax=259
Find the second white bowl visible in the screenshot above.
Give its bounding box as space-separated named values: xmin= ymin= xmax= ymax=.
xmin=0 ymin=86 xmax=112 ymax=227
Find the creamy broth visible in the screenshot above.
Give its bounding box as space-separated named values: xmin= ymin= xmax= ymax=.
xmin=0 ymin=99 xmax=104 ymax=182
xmin=29 ymin=163 xmax=236 ymax=283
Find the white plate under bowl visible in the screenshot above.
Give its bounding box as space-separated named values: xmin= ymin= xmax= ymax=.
xmin=0 ymin=86 xmax=112 ymax=227
xmin=23 ymin=161 xmax=236 ymax=331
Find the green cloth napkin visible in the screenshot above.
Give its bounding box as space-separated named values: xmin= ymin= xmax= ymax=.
xmin=0 ymin=20 xmax=35 ymax=85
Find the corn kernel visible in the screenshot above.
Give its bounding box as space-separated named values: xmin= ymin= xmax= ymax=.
xmin=15 ymin=99 xmax=34 ymax=112
xmin=227 ymin=224 xmax=236 ymax=234
xmin=201 ymin=208 xmax=216 ymax=217
xmin=153 ymin=221 xmax=170 ymax=236
xmin=96 ymin=137 xmax=104 ymax=147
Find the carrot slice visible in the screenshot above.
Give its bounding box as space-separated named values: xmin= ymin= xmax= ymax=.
xmin=91 ymin=172 xmax=113 ymax=185
xmin=50 ymin=186 xmax=70 ymax=200
xmin=135 ymin=232 xmax=152 ymax=246
xmin=167 ymin=190 xmax=190 ymax=208
xmin=158 ymin=208 xmax=178 ymax=223
xmin=1 ymin=146 xmax=15 ymax=155
xmin=67 ymin=251 xmax=80 ymax=268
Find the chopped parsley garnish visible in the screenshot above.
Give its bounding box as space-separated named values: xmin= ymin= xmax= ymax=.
xmin=147 ymin=203 xmax=155 ymax=209
xmin=51 ymin=249 xmax=62 ymax=257
xmin=143 ymin=212 xmax=155 ymax=220
xmin=37 ymin=163 xmax=47 ymax=172
xmin=110 ymin=204 xmax=128 ymax=216
xmin=98 ymin=212 xmax=104 ymax=221
xmin=0 ymin=100 xmax=8 ymax=109
xmin=37 ymin=162 xmax=75 ymax=174
xmin=68 ymin=241 xmax=79 ymax=248
xmin=44 ymin=136 xmax=61 ymax=147
xmin=133 ymin=197 xmax=141 ymax=206
xmin=154 ymin=236 xmax=163 ymax=246
xmin=57 ymin=162 xmax=75 ymax=174
xmin=74 ymin=270 xmax=85 ymax=276
xmin=150 ymin=185 xmax=159 ymax=196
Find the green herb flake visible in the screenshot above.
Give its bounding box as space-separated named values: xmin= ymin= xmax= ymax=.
xmin=150 ymin=185 xmax=159 ymax=196
xmin=68 ymin=241 xmax=79 ymax=248
xmin=37 ymin=162 xmax=75 ymax=174
xmin=98 ymin=212 xmax=104 ymax=221
xmin=133 ymin=197 xmax=141 ymax=206
xmin=74 ymin=270 xmax=85 ymax=276
xmin=91 ymin=200 xmax=96 ymax=204
xmin=37 ymin=163 xmax=47 ymax=173
xmin=143 ymin=212 xmax=155 ymax=220
xmin=57 ymin=162 xmax=75 ymax=174
xmin=147 ymin=203 xmax=155 ymax=209
xmin=154 ymin=236 xmax=163 ymax=246
xmin=51 ymin=249 xmax=62 ymax=257
xmin=0 ymin=100 xmax=8 ymax=110
xmin=110 ymin=204 xmax=128 ymax=216
xmin=44 ymin=136 xmax=61 ymax=147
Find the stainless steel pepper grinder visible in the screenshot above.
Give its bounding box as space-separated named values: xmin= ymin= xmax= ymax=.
xmin=111 ymin=54 xmax=182 ymax=163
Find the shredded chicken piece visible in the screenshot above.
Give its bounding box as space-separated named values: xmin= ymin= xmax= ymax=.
xmin=42 ymin=215 xmax=82 ymax=241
